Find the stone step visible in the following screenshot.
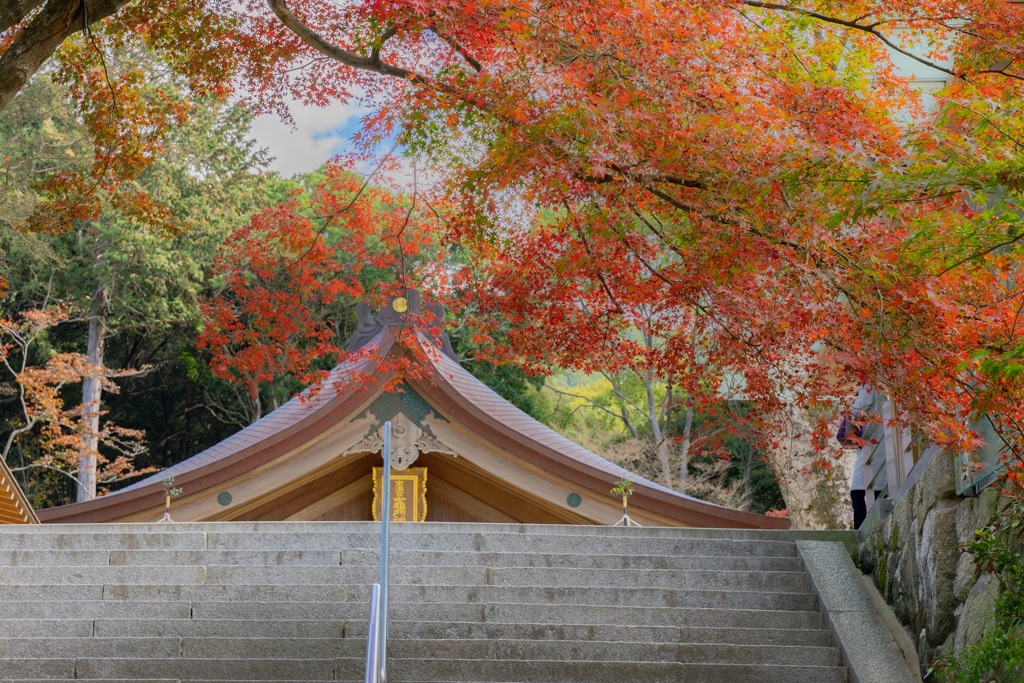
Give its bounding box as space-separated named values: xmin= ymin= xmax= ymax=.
xmin=0 ymin=548 xmax=805 ymax=572
xmin=0 ymin=550 xmax=343 ymax=567
xmin=0 ymin=550 xmax=113 ymax=566
xmin=0 ymin=582 xmax=818 ymax=610
xmin=353 ymin=549 xmax=806 ymax=572
xmin=210 ymin=532 xmax=800 ymax=557
xmin=0 ymin=659 xmax=77 ymax=679
xmin=0 ymin=638 xmax=346 ymax=659
xmin=0 ymin=530 xmax=799 ymax=557
xmin=682 ymin=663 xmax=848 ymax=683
xmin=0 ymin=597 xmax=822 ymax=627
xmin=0 ymin=637 xmax=839 ymax=666
xmin=92 ymin=619 xmax=348 ymax=640
xmin=0 ymin=619 xmax=96 ymax=637
xmin=0 ymin=622 xmax=831 ymax=651
xmin=72 ymin=658 xmax=339 ymax=681
xmin=84 ymin=617 xmax=830 ymax=646
xmin=194 ymin=600 xmax=825 ymax=629
xmin=0 ymin=564 xmax=811 ymax=593
xmin=0 ymin=601 xmax=192 ymax=620
xmin=351 ymin=621 xmax=834 ymax=647
xmin=0 ymin=638 xmax=185 ymax=659
xmin=382 ymin=657 xmax=845 ymax=683
xmin=0 ymin=532 xmax=209 ymax=551
xmin=0 ymin=520 xmax=852 ymax=541
xmin=390 ymin=639 xmax=841 ymax=666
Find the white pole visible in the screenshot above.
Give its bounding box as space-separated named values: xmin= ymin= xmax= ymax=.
xmin=379 ymin=421 xmax=392 ymax=682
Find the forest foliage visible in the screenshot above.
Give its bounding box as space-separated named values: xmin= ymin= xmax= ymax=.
xmin=1 ymin=1 xmax=1023 ymax=522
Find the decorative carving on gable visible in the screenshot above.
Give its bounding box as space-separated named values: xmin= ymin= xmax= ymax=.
xmin=415 ymin=432 xmax=458 ymax=458
xmin=344 ymin=411 xmax=457 ymax=467
xmin=390 ymin=413 xmax=420 ymax=469
xmin=343 ymin=432 xmax=384 ymax=457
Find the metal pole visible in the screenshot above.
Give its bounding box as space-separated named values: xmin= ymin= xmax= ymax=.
xmin=379 ymin=421 xmax=391 ymax=683
xmin=364 ymin=583 xmax=380 ymax=683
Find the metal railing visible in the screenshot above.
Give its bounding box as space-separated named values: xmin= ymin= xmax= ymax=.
xmin=365 ymin=421 xmax=392 ymax=683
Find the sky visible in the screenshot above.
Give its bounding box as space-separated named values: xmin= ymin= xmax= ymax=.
xmin=248 ymin=100 xmax=367 ymax=177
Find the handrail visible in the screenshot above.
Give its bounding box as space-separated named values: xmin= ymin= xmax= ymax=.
xmin=365 ymin=421 xmax=392 ymax=683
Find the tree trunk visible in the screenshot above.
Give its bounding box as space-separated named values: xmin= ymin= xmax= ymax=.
xmin=763 ymin=404 xmax=851 ymax=529
xmin=76 ymin=285 xmax=108 ymax=503
xmin=0 ymin=0 xmax=129 ymax=112
xmin=654 ymin=437 xmax=671 ymax=486
xmin=678 ymin=405 xmax=693 ymax=492
xmin=739 ymin=443 xmax=753 ymax=511
xmin=645 ymin=377 xmax=671 ymax=484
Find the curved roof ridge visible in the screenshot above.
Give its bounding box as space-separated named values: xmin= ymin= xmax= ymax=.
xmin=119 ymin=329 xmax=391 ymax=493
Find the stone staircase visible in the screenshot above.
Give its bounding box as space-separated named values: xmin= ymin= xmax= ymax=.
xmin=0 ymin=522 xmax=851 ymax=683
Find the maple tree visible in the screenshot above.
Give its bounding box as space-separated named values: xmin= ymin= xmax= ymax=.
xmin=0 ymin=3 xmax=267 ymax=271
xmin=5 ymin=0 xmax=1024 ymax=479
xmin=199 ymin=164 xmax=447 ymax=423
xmin=241 ymin=0 xmax=1024 ymax=462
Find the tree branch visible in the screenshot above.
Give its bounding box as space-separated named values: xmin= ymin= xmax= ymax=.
xmin=934 ymin=228 xmax=1024 ymax=277
xmin=0 ymin=0 xmax=127 ymax=112
xmin=0 ymin=0 xmax=46 ymax=34
xmin=602 ymin=370 xmax=651 ymax=420
xmin=265 ymin=0 xmax=436 ymax=87
xmin=581 ymin=163 xmax=705 ymax=190
xmin=544 ymin=381 xmax=643 ymax=429
xmin=427 ymin=22 xmax=483 ymax=73
xmin=9 ymin=462 xmax=80 ymax=488
xmin=741 ymin=1 xmax=965 ymax=81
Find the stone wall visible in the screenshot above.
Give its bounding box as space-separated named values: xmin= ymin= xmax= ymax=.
xmin=857 ymin=451 xmax=1001 ymax=673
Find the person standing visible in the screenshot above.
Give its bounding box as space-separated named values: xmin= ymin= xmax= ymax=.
xmin=841 ymin=386 xmax=879 ymax=530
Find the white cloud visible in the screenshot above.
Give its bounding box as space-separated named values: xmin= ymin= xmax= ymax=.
xmin=248 ymin=101 xmax=366 ymax=177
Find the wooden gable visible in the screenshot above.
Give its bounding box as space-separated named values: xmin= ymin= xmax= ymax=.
xmin=0 ymin=459 xmax=39 ymax=524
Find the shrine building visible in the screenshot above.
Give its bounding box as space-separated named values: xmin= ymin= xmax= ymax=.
xmin=39 ymin=292 xmax=787 ymax=529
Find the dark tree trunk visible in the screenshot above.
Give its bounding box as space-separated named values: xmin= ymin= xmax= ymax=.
xmin=0 ymin=0 xmax=128 ymax=112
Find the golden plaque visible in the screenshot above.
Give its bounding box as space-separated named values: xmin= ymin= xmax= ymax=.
xmin=372 ymin=467 xmax=427 ymax=521
xmin=391 ymin=296 xmax=409 ymax=313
